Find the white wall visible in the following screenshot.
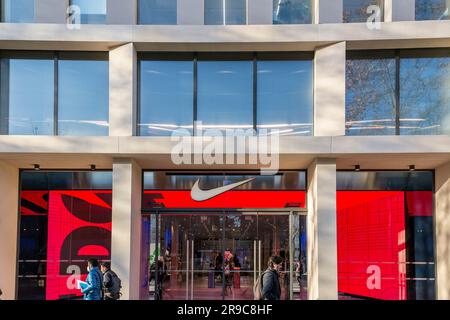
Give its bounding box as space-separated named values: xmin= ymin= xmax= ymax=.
xmin=307 ymin=158 xmax=338 ymax=299
xmin=0 ymin=161 xmax=19 ymax=300
xmin=111 ymin=158 xmax=142 ymax=300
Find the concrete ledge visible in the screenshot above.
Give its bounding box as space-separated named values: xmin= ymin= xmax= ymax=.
xmin=0 ymin=21 xmax=448 ymax=51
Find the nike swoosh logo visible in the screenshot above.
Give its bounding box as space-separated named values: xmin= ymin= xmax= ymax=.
xmin=191 ymin=178 xmax=255 ymax=202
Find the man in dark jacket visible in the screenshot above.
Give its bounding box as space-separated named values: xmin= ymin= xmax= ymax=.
xmin=100 ymin=262 xmax=121 ymax=300
xmin=261 ymin=256 xmax=283 ymax=300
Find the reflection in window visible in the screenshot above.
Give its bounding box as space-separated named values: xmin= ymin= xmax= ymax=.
xmin=346 ymin=53 xmax=396 ymax=135
xmin=70 ymin=0 xmax=107 ymax=24
xmin=257 ymin=60 xmax=313 ymax=135
xmin=400 ymin=54 xmax=450 ymax=135
xmin=197 ymin=60 xmax=253 ymax=132
xmin=204 ymin=0 xmax=247 ymax=25
xmin=138 ymin=0 xmax=177 ymax=25
xmin=139 ymin=60 xmax=194 ymax=136
xmin=1 ymin=0 xmax=34 ymax=22
xmin=343 ymin=0 xmax=384 ymax=23
xmin=0 ymin=56 xmax=54 ymax=135
xmin=58 ymin=55 xmax=109 ymax=136
xmin=273 ymin=0 xmax=312 ymax=24
xmin=346 ymin=50 xmax=450 ymax=136
xmin=416 ymin=0 xmax=449 ymax=20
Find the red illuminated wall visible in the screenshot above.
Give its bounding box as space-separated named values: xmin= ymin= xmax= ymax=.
xmin=337 ymin=191 xmax=433 ymax=300
xmin=21 ymin=190 xmax=112 ymax=300
xmin=143 ymin=190 xmax=306 ymax=209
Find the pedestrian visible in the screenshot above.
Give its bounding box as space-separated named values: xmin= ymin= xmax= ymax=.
xmin=100 ymin=262 xmax=122 ymax=300
xmin=261 ymin=256 xmax=283 ymax=300
xmin=82 ymin=258 xmax=103 ymax=300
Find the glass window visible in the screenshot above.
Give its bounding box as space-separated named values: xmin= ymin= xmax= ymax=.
xmin=58 ymin=54 xmax=109 ymax=136
xmin=346 ymin=52 xmax=396 ymax=135
xmin=1 ymin=0 xmax=34 ymax=23
xmin=204 ymin=0 xmax=247 ymax=25
xmin=337 ymin=171 xmax=435 ymax=300
xmin=400 ymin=52 xmax=450 ymax=135
xmin=343 ymin=0 xmax=384 ymax=23
xmin=138 ymin=0 xmax=177 ymax=25
xmin=0 ymin=55 xmax=54 ymax=135
xmin=273 ymin=0 xmax=312 ymax=24
xmin=257 ymin=59 xmax=313 ymax=135
xmin=197 ymin=59 xmax=253 ymax=132
xmin=18 ymin=171 xmax=113 ymax=300
xmin=139 ymin=60 xmax=194 ymax=136
xmin=416 ymin=0 xmax=449 ymax=20
xmin=70 ymin=0 xmax=107 ymax=24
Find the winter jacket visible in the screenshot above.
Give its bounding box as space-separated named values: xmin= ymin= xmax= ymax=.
xmin=82 ymin=267 xmax=103 ymax=300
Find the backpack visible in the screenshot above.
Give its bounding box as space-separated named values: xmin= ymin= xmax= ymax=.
xmin=253 ymin=271 xmax=267 ymax=300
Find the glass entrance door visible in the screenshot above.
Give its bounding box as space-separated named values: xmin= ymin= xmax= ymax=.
xmin=142 ymin=211 xmax=305 ymax=300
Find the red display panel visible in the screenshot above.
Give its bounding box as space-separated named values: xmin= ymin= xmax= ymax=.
xmin=45 ymin=190 xmax=112 ymax=300
xmin=21 ymin=191 xmax=49 ymax=216
xmin=337 ymin=191 xmax=407 ymax=300
xmin=143 ymin=190 xmax=306 ymax=209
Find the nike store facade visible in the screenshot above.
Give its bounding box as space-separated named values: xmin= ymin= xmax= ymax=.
xmin=1 ymin=0 xmax=450 ymax=302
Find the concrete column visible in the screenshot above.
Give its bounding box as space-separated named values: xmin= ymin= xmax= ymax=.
xmin=35 ymin=0 xmax=69 ymax=24
xmin=314 ymin=0 xmax=343 ymax=24
xmin=435 ymin=161 xmax=450 ymax=300
xmin=314 ymin=42 xmax=346 ymax=136
xmin=0 ymin=161 xmax=19 ymax=300
xmin=178 ymin=0 xmax=204 ymax=25
xmin=111 ymin=158 xmax=142 ymax=300
xmin=307 ymin=158 xmax=338 ymax=300
xmin=248 ymin=0 xmax=272 ymax=25
xmin=107 ymin=0 xmax=138 ymax=25
xmin=385 ymin=0 xmax=415 ymax=22
xmin=109 ymin=43 xmax=137 ymax=137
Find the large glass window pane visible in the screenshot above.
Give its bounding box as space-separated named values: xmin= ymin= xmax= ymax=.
xmin=0 ymin=57 xmax=54 ymax=135
xmin=400 ymin=53 xmax=450 ymax=135
xmin=273 ymin=0 xmax=312 ymax=24
xmin=58 ymin=56 xmax=109 ymax=136
xmin=416 ymin=0 xmax=449 ymax=20
xmin=343 ymin=0 xmax=384 ymax=23
xmin=346 ymin=53 xmax=396 ymax=135
xmin=197 ymin=60 xmax=253 ymax=132
xmin=1 ymin=0 xmax=34 ymax=23
xmin=205 ymin=0 xmax=247 ymax=25
xmin=139 ymin=60 xmax=194 ymax=136
xmin=70 ymin=0 xmax=107 ymax=24
xmin=138 ymin=0 xmax=177 ymax=25
xmin=257 ymin=60 xmax=313 ymax=135
xmin=225 ymin=0 xmax=246 ymax=25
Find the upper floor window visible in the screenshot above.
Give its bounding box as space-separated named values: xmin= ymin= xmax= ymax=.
xmin=70 ymin=0 xmax=107 ymax=24
xmin=273 ymin=0 xmax=312 ymax=24
xmin=346 ymin=49 xmax=450 ymax=136
xmin=0 ymin=51 xmax=109 ymax=136
xmin=1 ymin=0 xmax=34 ymax=23
xmin=138 ymin=53 xmax=313 ymax=136
xmin=138 ymin=0 xmax=177 ymax=25
xmin=343 ymin=0 xmax=384 ymax=23
xmin=204 ymin=0 xmax=247 ymax=25
xmin=416 ymin=0 xmax=449 ymax=20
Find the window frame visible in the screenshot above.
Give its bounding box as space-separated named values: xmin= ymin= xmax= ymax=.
xmin=137 ymin=52 xmax=314 ymax=137
xmin=0 ymin=50 xmax=109 ymax=136
xmin=346 ymin=48 xmax=450 ymax=136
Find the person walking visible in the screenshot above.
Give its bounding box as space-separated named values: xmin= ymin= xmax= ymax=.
xmin=261 ymin=256 xmax=283 ymax=300
xmin=100 ymin=262 xmax=122 ymax=300
xmin=82 ymin=258 xmax=103 ymax=301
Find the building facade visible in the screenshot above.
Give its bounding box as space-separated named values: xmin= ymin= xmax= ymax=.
xmin=0 ymin=0 xmax=449 ymax=300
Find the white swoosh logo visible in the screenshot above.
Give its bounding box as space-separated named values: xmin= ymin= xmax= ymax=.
xmin=191 ymin=178 xmax=255 ymax=202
